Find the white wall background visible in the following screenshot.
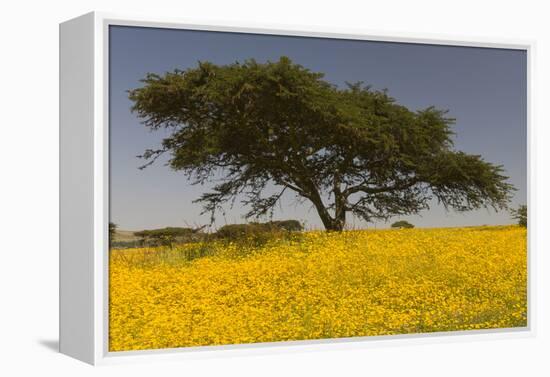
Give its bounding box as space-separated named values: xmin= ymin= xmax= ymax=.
xmin=0 ymin=0 xmax=548 ymax=375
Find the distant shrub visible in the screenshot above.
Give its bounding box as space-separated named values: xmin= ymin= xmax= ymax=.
xmin=391 ymin=220 xmax=414 ymax=229
xmin=216 ymin=220 xmax=303 ymax=242
xmin=134 ymin=227 xmax=205 ymax=248
xmin=134 ymin=227 xmax=195 ymax=238
xmin=270 ymin=220 xmax=303 ymax=232
xmin=510 ymin=205 xmax=527 ymax=227
xmin=216 ymin=224 xmax=262 ymax=240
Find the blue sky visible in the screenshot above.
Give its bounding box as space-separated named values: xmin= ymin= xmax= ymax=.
xmin=109 ymin=26 xmax=527 ymax=231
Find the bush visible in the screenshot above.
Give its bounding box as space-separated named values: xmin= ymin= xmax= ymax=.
xmin=216 ymin=224 xmax=262 ymax=240
xmin=134 ymin=227 xmax=205 ymax=247
xmin=391 ymin=220 xmax=414 ymax=229
xmin=216 ymin=220 xmax=303 ymax=242
xmin=268 ymin=220 xmax=303 ymax=232
xmin=510 ymin=205 xmax=527 ymax=227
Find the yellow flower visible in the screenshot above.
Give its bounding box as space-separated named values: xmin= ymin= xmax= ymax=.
xmin=109 ymin=225 xmax=527 ymax=351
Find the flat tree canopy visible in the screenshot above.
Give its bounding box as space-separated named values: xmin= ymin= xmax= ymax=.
xmin=129 ymin=57 xmax=514 ymax=231
xmin=391 ymin=220 xmax=414 ymax=229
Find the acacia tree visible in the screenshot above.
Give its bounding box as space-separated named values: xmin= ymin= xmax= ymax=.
xmin=391 ymin=221 xmax=414 ymax=229
xmin=129 ymin=57 xmax=514 ymax=231
xmin=510 ymin=205 xmax=527 ymax=227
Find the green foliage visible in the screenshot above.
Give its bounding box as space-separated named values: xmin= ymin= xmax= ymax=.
xmin=216 ymin=220 xmax=303 ymax=243
xmin=129 ymin=57 xmax=515 ymax=231
xmin=214 ymin=224 xmax=254 ymax=240
xmin=510 ymin=205 xmax=527 ymax=227
xmin=134 ymin=227 xmax=196 ymax=238
xmin=391 ymin=220 xmax=414 ymax=229
xmin=134 ymin=227 xmax=204 ymax=248
xmin=269 ymin=220 xmax=303 ymax=232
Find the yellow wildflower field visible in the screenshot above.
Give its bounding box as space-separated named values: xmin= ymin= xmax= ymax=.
xmin=109 ymin=226 xmax=527 ymax=351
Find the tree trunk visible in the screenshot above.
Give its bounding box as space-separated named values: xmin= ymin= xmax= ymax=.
xmin=323 ymin=218 xmax=345 ymax=231
xmin=312 ymin=200 xmax=346 ymax=231
xmin=308 ymin=193 xmax=346 ymax=231
xmin=330 ymin=173 xmax=347 ymax=231
xmin=301 ymin=176 xmax=347 ymax=231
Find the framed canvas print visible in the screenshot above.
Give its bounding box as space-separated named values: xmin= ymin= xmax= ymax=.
xmin=59 ymin=12 xmax=533 ymax=365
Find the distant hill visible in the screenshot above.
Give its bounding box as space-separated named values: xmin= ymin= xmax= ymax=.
xmin=112 ymin=229 xmax=140 ymax=243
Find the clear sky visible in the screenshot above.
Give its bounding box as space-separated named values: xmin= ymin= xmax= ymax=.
xmin=109 ymin=25 xmax=527 ymax=231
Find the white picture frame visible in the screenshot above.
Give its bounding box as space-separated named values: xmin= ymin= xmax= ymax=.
xmin=59 ymin=11 xmax=535 ymax=365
